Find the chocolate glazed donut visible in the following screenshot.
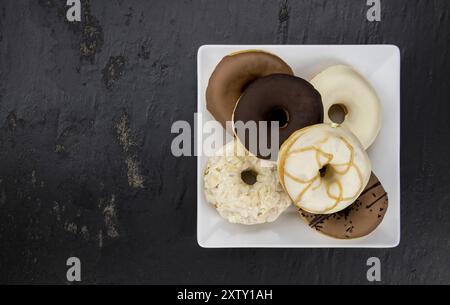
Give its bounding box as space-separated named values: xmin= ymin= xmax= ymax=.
xmin=233 ymin=74 xmax=323 ymax=160
xmin=206 ymin=51 xmax=294 ymax=128
xmin=300 ymin=173 xmax=389 ymax=239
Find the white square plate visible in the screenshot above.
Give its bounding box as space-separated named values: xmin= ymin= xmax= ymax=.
xmin=197 ymin=45 xmax=400 ymax=248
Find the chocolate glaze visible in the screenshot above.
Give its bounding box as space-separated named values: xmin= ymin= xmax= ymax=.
xmin=300 ymin=173 xmax=389 ymax=239
xmin=206 ymin=51 xmax=293 ymax=128
xmin=233 ymin=74 xmax=323 ymax=160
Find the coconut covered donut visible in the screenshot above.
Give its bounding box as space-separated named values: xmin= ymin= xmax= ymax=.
xmin=278 ymin=124 xmax=371 ymax=214
xmin=206 ymin=50 xmax=293 ymax=128
xmin=204 ymin=139 xmax=291 ymax=225
xmin=310 ymin=65 xmax=381 ymax=149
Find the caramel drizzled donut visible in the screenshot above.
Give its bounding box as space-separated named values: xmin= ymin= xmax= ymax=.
xmin=277 ymin=124 xmax=372 ymax=214
xmin=206 ymin=50 xmax=293 ymax=128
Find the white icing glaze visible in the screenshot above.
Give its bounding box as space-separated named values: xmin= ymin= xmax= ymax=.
xmin=310 ymin=65 xmax=381 ymax=149
xmin=278 ymin=124 xmax=371 ymax=214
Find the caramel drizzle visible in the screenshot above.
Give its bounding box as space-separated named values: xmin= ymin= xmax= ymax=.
xmin=284 ymin=147 xmax=333 ymax=184
xmin=312 ymin=178 xmax=323 ymax=191
xmin=293 ymin=176 xmax=319 ymax=204
xmin=281 ymin=133 xmax=364 ymax=214
xmin=285 ymin=171 xmax=318 ymax=184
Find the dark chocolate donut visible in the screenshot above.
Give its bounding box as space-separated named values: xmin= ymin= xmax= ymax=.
xmin=300 ymin=173 xmax=388 ymax=239
xmin=232 ymin=74 xmax=323 ymax=160
xmin=206 ymin=51 xmax=293 ymax=128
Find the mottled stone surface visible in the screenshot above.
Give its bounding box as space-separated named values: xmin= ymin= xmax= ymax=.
xmin=0 ymin=0 xmax=449 ymax=284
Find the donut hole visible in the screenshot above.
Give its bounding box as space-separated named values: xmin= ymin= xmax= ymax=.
xmin=319 ymin=164 xmax=334 ymax=179
xmin=266 ymin=106 xmax=289 ymax=129
xmin=328 ymin=104 xmax=348 ymax=124
xmin=319 ymin=165 xmax=329 ymax=178
xmin=241 ymin=169 xmax=258 ymax=186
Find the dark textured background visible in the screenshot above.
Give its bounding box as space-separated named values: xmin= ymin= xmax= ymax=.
xmin=0 ymin=0 xmax=449 ymax=285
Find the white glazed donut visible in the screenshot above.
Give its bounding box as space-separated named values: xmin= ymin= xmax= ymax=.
xmin=310 ymin=65 xmax=381 ymax=149
xmin=204 ymin=139 xmax=291 ymax=225
xmin=277 ymin=124 xmax=371 ymax=214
